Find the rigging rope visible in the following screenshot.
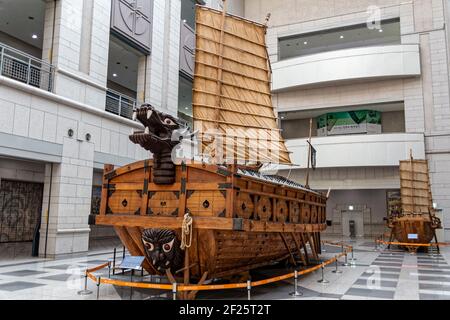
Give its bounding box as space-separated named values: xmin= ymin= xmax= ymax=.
xmin=181 ymin=213 xmax=193 ymax=250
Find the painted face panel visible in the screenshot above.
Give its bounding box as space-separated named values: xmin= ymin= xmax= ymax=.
xmin=141 ymin=229 xmax=184 ymax=273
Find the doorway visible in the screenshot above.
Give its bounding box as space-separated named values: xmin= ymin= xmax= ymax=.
xmin=0 ymin=180 xmax=44 ymax=259
xmin=341 ymin=210 xmax=364 ymax=237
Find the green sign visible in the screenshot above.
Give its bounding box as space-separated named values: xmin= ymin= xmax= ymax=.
xmin=317 ymin=110 xmax=381 ymax=136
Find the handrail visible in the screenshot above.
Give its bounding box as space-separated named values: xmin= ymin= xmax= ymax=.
xmin=0 ymin=42 xmax=53 ymax=68
xmin=0 ymin=41 xmax=54 ymax=92
xmin=85 ymin=241 xmax=353 ymax=293
xmin=105 ymin=88 xmax=137 ymax=120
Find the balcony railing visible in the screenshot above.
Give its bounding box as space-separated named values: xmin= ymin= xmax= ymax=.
xmin=0 ymin=42 xmax=54 ymax=92
xmin=105 ymin=89 xmax=137 ymax=120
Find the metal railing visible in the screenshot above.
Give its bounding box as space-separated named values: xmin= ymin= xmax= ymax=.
xmin=0 ymin=42 xmax=54 ymax=92
xmin=105 ymin=89 xmax=137 ymax=120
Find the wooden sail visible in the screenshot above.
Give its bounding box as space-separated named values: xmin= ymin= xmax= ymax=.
xmin=192 ymin=5 xmax=291 ymax=165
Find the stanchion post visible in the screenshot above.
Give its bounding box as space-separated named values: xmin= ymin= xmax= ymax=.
xmin=342 ymin=252 xmax=350 ymax=267
xmin=130 ymin=269 xmax=134 ymax=300
xmin=317 ymin=264 xmax=330 ymax=284
xmin=247 ymin=280 xmax=252 ymax=300
xmin=113 ymin=248 xmax=116 ymax=276
xmin=289 ymin=270 xmax=303 ymax=297
xmin=96 ymin=276 xmax=101 ymax=300
xmin=172 ymin=283 xmax=177 ymax=300
xmin=350 ymin=246 xmax=357 ymax=262
xmin=77 ymin=270 xmax=93 ymax=295
xmin=332 ymin=257 xmax=342 ymax=274
xmin=108 ymin=261 xmax=111 ymax=279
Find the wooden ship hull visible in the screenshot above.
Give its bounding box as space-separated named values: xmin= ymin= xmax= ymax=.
xmin=388 ymin=215 xmax=437 ymax=244
xmin=387 ymin=158 xmax=441 ymax=246
xmin=91 ymin=161 xmax=327 ymax=280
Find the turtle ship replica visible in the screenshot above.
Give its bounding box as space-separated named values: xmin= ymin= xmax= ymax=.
xmin=386 ymin=153 xmax=442 ymax=252
xmin=90 ymin=3 xmax=327 ymax=296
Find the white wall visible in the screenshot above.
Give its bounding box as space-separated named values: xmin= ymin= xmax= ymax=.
xmin=283 ymin=166 xmax=400 ymax=190
xmin=286 ymin=133 xmax=425 ymax=168
xmin=0 ymin=158 xmax=45 ymax=184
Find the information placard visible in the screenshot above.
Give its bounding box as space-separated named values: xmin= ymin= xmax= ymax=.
xmin=119 ymin=256 xmax=145 ymax=270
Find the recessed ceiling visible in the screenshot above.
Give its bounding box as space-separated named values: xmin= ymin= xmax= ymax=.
xmin=0 ymin=0 xmax=45 ymax=49
xmin=279 ymin=19 xmax=401 ymax=60
xmin=107 ymin=36 xmax=142 ymax=92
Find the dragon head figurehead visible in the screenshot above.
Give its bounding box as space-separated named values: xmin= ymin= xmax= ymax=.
xmin=130 ymin=104 xmax=191 ymax=184
xmin=130 ymin=104 xmax=183 ymax=154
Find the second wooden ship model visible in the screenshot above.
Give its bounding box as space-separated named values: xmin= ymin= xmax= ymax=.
xmin=386 ymin=152 xmax=441 ymax=252
xmin=90 ymin=3 xmax=327 ymax=294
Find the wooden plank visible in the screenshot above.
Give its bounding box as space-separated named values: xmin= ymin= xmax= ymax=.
xmin=279 ymin=233 xmax=297 ymax=266
xmin=97 ymin=215 xmax=326 ymax=233
xmin=291 ymin=233 xmax=307 ymax=265
xmin=238 ymin=188 xmax=325 ymax=207
xmin=99 ymin=164 xmax=114 ymax=216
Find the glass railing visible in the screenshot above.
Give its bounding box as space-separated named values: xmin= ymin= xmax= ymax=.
xmin=0 ymin=42 xmax=54 ymax=92
xmin=105 ymin=89 xmax=137 ymax=120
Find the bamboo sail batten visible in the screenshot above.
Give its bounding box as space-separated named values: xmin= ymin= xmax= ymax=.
xmin=399 ymin=159 xmax=433 ymax=214
xmin=193 ymin=6 xmax=291 ymax=165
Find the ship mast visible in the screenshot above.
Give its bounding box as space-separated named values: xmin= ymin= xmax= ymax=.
xmin=305 ymin=118 xmax=313 ymax=188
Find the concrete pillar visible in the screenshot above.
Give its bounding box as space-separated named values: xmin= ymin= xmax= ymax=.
xmin=41 ymin=0 xmax=112 ymax=109
xmin=39 ymin=137 xmax=94 ymax=258
xmin=137 ymin=0 xmax=181 ymax=117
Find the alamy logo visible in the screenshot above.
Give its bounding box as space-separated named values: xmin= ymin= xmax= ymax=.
xmin=365 ymin=266 xmax=381 ymax=290
xmin=366 ymin=5 xmax=381 ymax=30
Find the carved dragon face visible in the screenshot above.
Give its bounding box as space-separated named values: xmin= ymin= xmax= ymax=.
xmin=142 ymin=229 xmax=184 ymax=273
xmin=130 ymin=104 xmax=187 ymax=154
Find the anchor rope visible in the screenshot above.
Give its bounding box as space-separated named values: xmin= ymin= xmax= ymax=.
xmin=181 ymin=213 xmax=193 ymax=250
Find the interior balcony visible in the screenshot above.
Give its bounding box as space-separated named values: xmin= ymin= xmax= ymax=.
xmin=272 ymin=44 xmax=421 ymax=92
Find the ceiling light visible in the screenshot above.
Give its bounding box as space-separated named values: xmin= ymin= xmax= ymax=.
xmin=379 ymin=29 xmax=383 ymax=33
xmin=32 ymin=34 xmax=38 ymax=39
xmin=303 ymin=41 xmax=308 ymax=45
xmin=348 ymin=205 xmax=354 ymax=211
xmin=340 ymin=35 xmax=344 ymax=39
xmin=113 ymin=73 xmax=117 ymax=77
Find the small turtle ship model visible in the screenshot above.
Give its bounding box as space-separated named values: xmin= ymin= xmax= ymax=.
xmin=386 ymin=152 xmax=442 ymax=251
xmin=90 ymin=3 xmax=327 ymax=293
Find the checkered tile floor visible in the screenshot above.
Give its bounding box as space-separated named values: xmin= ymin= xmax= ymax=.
xmin=0 ymin=237 xmax=449 ymax=300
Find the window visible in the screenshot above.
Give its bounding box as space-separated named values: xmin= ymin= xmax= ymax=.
xmin=278 ymin=19 xmax=400 ymax=61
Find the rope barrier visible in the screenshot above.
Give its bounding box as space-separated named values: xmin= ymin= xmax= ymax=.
xmin=84 ymin=241 xmax=351 ymax=293
xmin=376 ymin=239 xmax=450 ymax=248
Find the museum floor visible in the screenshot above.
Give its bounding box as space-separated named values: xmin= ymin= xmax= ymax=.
xmin=0 ymin=237 xmax=449 ymax=300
